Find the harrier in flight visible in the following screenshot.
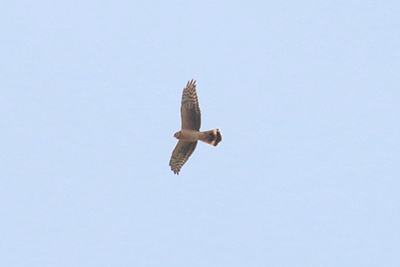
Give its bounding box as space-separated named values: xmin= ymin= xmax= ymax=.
xmin=169 ymin=80 xmax=222 ymax=174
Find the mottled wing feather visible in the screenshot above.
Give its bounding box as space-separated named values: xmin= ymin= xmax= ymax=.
xmin=169 ymin=140 xmax=198 ymax=174
xmin=181 ymin=79 xmax=201 ymax=130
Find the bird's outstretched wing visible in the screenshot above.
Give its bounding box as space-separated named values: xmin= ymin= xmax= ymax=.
xmin=169 ymin=140 xmax=198 ymax=174
xmin=181 ymin=79 xmax=201 ymax=130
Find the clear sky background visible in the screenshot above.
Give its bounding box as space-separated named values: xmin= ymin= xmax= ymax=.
xmin=1 ymin=1 xmax=399 ymax=266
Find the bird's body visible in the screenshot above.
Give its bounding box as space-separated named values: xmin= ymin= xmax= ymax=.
xmin=174 ymin=129 xmax=222 ymax=145
xmin=174 ymin=129 xmax=200 ymax=142
xmin=169 ymin=80 xmax=222 ymax=174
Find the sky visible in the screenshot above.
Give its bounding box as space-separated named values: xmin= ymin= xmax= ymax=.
xmin=1 ymin=1 xmax=400 ymax=266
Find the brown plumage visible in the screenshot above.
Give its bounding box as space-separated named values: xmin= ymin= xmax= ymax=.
xmin=169 ymin=80 xmax=222 ymax=174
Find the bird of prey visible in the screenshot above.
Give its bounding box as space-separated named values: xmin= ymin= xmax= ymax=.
xmin=169 ymin=79 xmax=222 ymax=174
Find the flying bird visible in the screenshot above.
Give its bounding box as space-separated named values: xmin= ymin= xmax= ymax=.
xmin=169 ymin=79 xmax=222 ymax=174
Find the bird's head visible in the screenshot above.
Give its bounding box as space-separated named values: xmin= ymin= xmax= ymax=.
xmin=173 ymin=131 xmax=181 ymax=139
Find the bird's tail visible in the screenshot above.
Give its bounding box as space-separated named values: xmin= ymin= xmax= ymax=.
xmin=200 ymin=129 xmax=222 ymax=146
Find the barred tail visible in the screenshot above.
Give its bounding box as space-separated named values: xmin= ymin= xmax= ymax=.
xmin=200 ymin=129 xmax=222 ymax=146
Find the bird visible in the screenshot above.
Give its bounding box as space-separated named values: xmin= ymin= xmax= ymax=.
xmin=169 ymin=79 xmax=222 ymax=174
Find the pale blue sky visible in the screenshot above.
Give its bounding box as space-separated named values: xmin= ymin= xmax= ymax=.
xmin=1 ymin=1 xmax=400 ymax=266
